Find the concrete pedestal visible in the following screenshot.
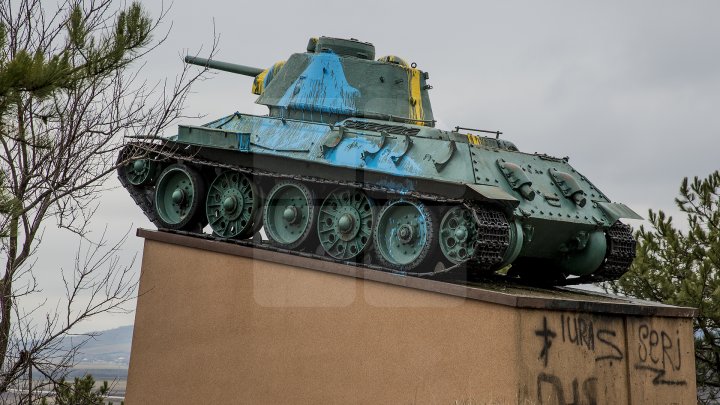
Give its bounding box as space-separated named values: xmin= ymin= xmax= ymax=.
xmin=126 ymin=230 xmax=697 ymax=405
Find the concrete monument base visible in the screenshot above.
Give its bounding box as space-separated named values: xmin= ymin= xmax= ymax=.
xmin=126 ymin=229 xmax=697 ymax=404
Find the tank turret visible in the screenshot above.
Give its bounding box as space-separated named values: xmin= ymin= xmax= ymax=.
xmin=186 ymin=37 xmax=434 ymax=126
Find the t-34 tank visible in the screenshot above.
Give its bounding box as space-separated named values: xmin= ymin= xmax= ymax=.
xmin=118 ymin=36 xmax=641 ymax=283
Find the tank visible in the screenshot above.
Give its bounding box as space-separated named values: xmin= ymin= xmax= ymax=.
xmin=118 ymin=36 xmax=641 ymax=284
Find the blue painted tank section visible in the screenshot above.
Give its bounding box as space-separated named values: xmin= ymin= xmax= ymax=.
xmin=277 ymin=52 xmax=360 ymax=115
xmin=198 ymin=113 xmax=475 ymax=187
xmin=323 ymin=136 xmax=424 ymax=177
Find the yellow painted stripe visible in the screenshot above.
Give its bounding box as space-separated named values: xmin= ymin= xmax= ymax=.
xmin=252 ymin=61 xmax=286 ymax=95
xmin=272 ymin=60 xmax=286 ymax=72
xmin=466 ymin=134 xmax=482 ymax=145
xmin=251 ymin=69 xmax=269 ymax=95
xmin=407 ymin=68 xmax=424 ymax=126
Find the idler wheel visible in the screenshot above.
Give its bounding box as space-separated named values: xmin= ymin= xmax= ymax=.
xmin=206 ymin=171 xmax=260 ymax=239
xmin=439 ymin=206 xmax=478 ymax=264
xmin=154 ymin=163 xmax=206 ymax=231
xmin=317 ymin=187 xmax=375 ymax=260
xmin=263 ymin=181 xmax=317 ymax=249
xmin=124 ymin=158 xmax=159 ymax=186
xmin=373 ymin=199 xmax=436 ymax=271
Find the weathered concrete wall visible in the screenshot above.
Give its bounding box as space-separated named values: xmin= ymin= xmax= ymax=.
xmin=517 ymin=312 xmax=695 ymax=404
xmin=126 ymin=231 xmax=697 ymax=404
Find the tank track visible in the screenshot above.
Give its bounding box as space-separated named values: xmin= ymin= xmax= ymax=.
xmin=466 ymin=205 xmax=510 ymax=274
xmin=592 ymin=222 xmax=636 ymax=281
xmin=118 ymin=142 xmax=635 ymax=286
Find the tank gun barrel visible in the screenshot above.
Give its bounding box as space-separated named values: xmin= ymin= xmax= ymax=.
xmin=184 ymin=56 xmax=264 ymax=77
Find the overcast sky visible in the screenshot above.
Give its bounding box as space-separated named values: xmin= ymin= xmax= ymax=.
xmin=25 ymin=0 xmax=720 ymax=332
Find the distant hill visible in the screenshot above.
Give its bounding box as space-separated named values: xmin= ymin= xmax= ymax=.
xmin=65 ymin=325 xmax=133 ymax=380
xmin=76 ymin=325 xmax=133 ymax=365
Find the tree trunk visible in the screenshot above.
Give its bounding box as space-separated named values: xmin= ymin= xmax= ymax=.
xmin=0 ymin=214 xmax=17 ymax=386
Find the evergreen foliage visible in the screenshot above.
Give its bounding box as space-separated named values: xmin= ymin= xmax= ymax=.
xmin=40 ymin=374 xmax=122 ymax=405
xmin=610 ymin=171 xmax=720 ymax=403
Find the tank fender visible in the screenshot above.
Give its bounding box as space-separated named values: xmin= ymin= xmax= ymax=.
xmin=597 ymin=201 xmax=643 ymax=224
xmin=465 ymin=184 xmax=519 ymax=207
xmin=177 ymin=125 xmax=250 ymax=151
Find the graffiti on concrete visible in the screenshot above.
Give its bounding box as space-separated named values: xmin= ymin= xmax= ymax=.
xmin=535 ymin=316 xmax=557 ymax=367
xmin=533 ymin=314 xmax=611 ymax=404
xmin=595 ymin=328 xmax=623 ymax=363
xmin=532 ymin=315 xmax=690 ymax=403
xmin=537 ymin=314 xmax=624 ymax=367
xmin=634 ymin=323 xmax=687 ymax=386
xmin=537 ymin=372 xmax=598 ymax=405
xmin=561 ymin=313 xmax=594 ymax=350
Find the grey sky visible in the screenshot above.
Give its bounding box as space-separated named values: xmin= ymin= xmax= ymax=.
xmin=26 ymin=0 xmax=720 ymax=332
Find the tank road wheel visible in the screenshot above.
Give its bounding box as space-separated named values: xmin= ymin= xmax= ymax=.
xmin=154 ymin=164 xmax=206 ymax=231
xmin=123 ymin=159 xmax=160 ymax=186
xmin=317 ymin=187 xmax=375 ymax=260
xmin=374 ymin=199 xmax=436 ymax=271
xmin=206 ymin=171 xmax=260 ymax=239
xmin=439 ymin=206 xmax=477 ymax=264
xmin=264 ymin=181 xmax=317 ymax=249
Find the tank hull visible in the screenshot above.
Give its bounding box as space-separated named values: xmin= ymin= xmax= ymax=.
xmin=119 ymin=112 xmax=638 ymax=283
